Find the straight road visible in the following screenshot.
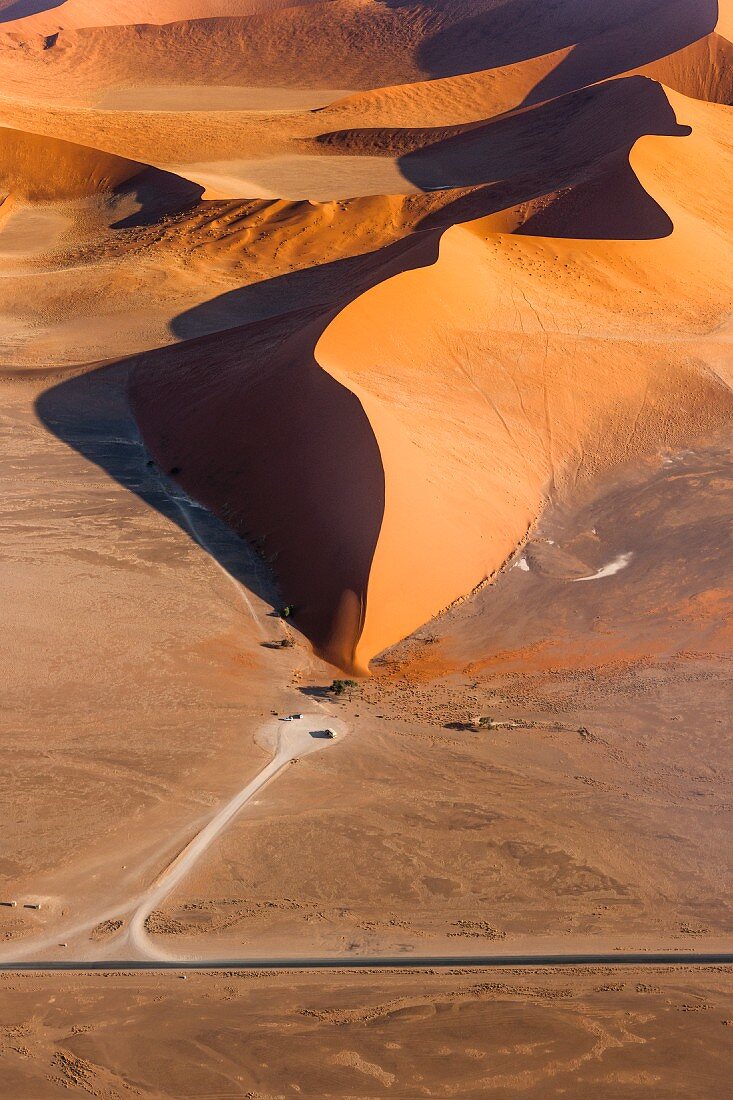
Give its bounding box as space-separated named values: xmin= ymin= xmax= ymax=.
xmin=2 ymin=953 xmax=733 ymax=972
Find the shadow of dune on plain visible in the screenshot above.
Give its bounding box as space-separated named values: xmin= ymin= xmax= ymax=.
xmin=34 ymin=234 xmax=443 ymax=672
xmin=111 ymin=167 xmax=204 ymax=229
xmin=34 ymin=359 xmax=282 ymax=612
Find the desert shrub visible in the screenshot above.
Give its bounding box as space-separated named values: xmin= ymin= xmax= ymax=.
xmin=470 ymin=715 xmax=496 ymax=730
xmin=330 ymin=679 xmax=359 ymax=696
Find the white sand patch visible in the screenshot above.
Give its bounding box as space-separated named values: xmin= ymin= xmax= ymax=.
xmin=0 ymin=203 xmax=70 ymax=260
xmin=166 ymin=154 xmax=414 ymax=201
xmin=514 ymin=557 xmax=530 ymax=572
xmin=331 ymin=1050 xmax=395 ymax=1087
xmin=95 ymin=84 xmax=354 ymax=112
xmin=571 ymin=552 xmax=633 ymax=582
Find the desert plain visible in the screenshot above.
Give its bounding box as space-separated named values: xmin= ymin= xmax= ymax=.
xmin=0 ymin=0 xmax=732 ymax=1096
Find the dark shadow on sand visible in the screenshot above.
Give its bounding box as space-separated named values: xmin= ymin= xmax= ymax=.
xmin=519 ymin=0 xmax=718 ymax=108
xmin=0 ymin=0 xmax=65 ymax=21
xmin=407 ymin=0 xmax=717 ymax=80
xmin=34 ymin=360 xmax=282 ymax=609
xmin=395 ymin=77 xmax=690 ymax=213
xmin=111 ymin=168 xmax=204 ymax=230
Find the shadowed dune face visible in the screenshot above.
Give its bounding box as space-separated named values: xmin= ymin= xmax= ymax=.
xmin=123 ymin=233 xmax=442 ymax=672
xmin=506 ymin=150 xmax=675 ymax=241
xmin=0 ymin=125 xmax=146 ymax=199
xmin=413 ymin=0 xmax=719 ymax=79
xmin=126 ymin=315 xmax=387 ymax=673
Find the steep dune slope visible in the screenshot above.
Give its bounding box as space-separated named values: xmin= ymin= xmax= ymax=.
xmin=640 ymin=31 xmax=733 ymax=104
xmin=129 ymin=309 xmax=389 ymax=672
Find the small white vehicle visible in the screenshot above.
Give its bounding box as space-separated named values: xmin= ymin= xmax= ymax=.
xmin=280 ymin=713 xmax=304 ymax=722
xmin=323 ymin=728 xmax=337 ymax=739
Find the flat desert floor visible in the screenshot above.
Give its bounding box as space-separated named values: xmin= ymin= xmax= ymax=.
xmin=2 ymin=967 xmax=733 ymax=1098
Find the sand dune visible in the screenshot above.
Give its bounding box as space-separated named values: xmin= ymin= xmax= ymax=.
xmin=0 ymin=122 xmax=206 ymax=209
xmin=312 ymin=89 xmax=733 ymax=665
xmin=0 ymin=0 xmax=318 ymax=31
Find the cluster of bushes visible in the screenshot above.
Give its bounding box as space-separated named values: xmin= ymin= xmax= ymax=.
xmin=330 ymin=679 xmax=360 ymax=696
